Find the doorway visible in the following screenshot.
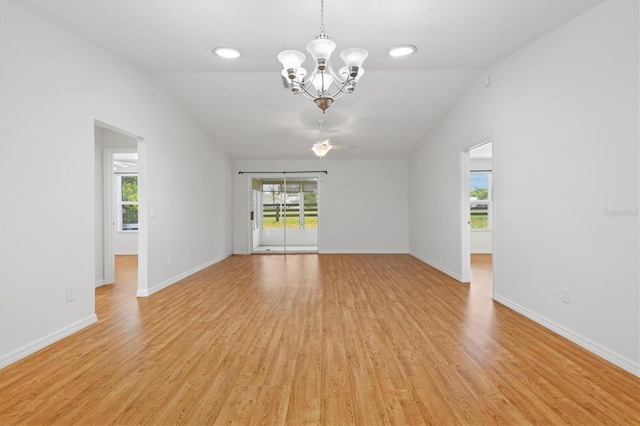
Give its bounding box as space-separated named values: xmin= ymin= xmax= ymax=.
xmin=94 ymin=123 xmax=142 ymax=294
xmin=250 ymin=176 xmax=319 ymax=253
xmin=461 ymin=140 xmax=494 ymax=294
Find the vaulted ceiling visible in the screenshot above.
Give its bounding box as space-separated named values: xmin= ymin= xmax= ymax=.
xmin=11 ymin=0 xmax=602 ymax=160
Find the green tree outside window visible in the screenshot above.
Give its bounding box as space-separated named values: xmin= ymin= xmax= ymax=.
xmin=121 ymin=175 xmax=138 ymax=230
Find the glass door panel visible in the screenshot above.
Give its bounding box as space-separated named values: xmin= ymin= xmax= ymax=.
xmin=303 ymin=181 xmax=318 ymax=229
xmin=252 ymin=176 xmax=318 ymax=253
xmin=285 ymin=181 xmax=301 ymax=229
xmin=259 ymin=179 xmax=285 ymax=252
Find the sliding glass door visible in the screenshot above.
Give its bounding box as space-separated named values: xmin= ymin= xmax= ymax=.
xmin=251 ymin=176 xmax=318 ymax=253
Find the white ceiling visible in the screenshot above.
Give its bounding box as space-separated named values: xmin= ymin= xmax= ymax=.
xmin=11 ymin=0 xmax=602 ymax=160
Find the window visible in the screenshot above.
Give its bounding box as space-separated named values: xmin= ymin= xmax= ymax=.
xmin=470 ymin=172 xmax=492 ymax=230
xmin=118 ymin=175 xmax=138 ymax=231
xmin=261 ymin=181 xmax=283 ymax=229
xmin=260 ymin=178 xmax=318 ymax=229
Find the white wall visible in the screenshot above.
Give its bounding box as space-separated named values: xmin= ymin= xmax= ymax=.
xmin=0 ymin=2 xmax=233 ymax=367
xmin=409 ymin=0 xmax=639 ymax=375
xmin=470 ymin=231 xmax=492 ymax=254
xmin=113 ymin=232 xmax=138 ymax=255
xmin=233 ymin=159 xmax=409 ymax=254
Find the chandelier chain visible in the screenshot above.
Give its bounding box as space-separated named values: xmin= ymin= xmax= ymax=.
xmin=320 ymin=0 xmax=325 ymax=33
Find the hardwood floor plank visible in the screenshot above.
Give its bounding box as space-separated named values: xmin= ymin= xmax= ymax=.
xmin=0 ymin=254 xmax=638 ymax=425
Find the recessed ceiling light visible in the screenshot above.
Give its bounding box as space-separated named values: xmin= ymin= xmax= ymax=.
xmin=387 ymin=45 xmax=417 ymax=58
xmin=212 ymin=46 xmax=242 ymax=59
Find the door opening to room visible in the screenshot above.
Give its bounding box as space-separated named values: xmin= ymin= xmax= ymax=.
xmin=461 ymin=140 xmax=494 ymax=296
xmin=251 ymin=176 xmax=319 ymax=253
xmin=95 ymin=122 xmax=142 ymax=297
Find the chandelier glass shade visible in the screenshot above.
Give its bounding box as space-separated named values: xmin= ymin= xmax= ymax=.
xmin=278 ymin=0 xmax=368 ymax=112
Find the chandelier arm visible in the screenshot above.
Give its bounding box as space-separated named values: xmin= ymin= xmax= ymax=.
xmin=286 ymin=64 xmax=322 ymax=100
xmin=326 ymin=67 xmax=355 ymax=100
xmin=292 ymin=78 xmax=321 ymax=101
xmin=325 ymin=60 xmax=348 ymax=85
xmin=293 ymin=76 xmax=353 ymax=101
xmin=329 ymin=81 xmax=353 ymax=101
xmin=301 ymin=65 xmax=320 ymax=87
xmin=299 ymin=90 xmax=319 ymax=101
xmin=324 ymin=60 xmax=356 ymax=100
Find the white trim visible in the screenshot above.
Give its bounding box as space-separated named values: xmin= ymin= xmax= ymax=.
xmin=247 ymin=175 xmax=253 ymax=254
xmin=95 ymin=120 xmax=142 ymax=140
xmin=95 ymin=279 xmax=105 ymax=287
xmin=0 ymin=315 xmax=97 ymax=369
xmin=460 ymin=150 xmax=471 ymax=283
xmin=137 ymin=253 xmax=233 ymax=297
xmin=410 ymin=252 xmax=463 ymax=282
xmin=494 ymin=294 xmax=640 ymax=378
xmin=102 ymin=149 xmax=116 ymax=285
xmin=317 ymin=174 xmax=322 ymax=251
xmin=114 ymin=251 xmax=138 ymax=255
xmin=136 ymin=140 xmax=148 ymax=296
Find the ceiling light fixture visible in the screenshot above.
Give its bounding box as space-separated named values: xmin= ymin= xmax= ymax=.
xmin=311 ymin=140 xmax=332 ymax=157
xmin=213 ymin=46 xmax=242 ymax=59
xmin=387 ymin=45 xmax=417 ymax=57
xmin=278 ymin=0 xmax=368 ymax=113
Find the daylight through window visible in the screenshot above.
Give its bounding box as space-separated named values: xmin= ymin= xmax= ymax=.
xmin=260 ymin=179 xmax=318 ymax=230
xmin=118 ymin=175 xmax=138 ymax=231
xmin=470 ymin=172 xmax=492 ymax=230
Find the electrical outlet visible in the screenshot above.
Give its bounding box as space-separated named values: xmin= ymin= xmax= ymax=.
xmin=168 ymin=255 xmax=173 ymax=265
xmin=67 ymin=286 xmax=75 ymax=302
xmin=562 ymin=287 xmax=571 ymax=304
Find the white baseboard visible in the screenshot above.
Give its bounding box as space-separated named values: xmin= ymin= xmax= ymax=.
xmin=410 ymin=252 xmax=462 ymax=282
xmin=494 ymin=294 xmax=640 ymax=378
xmin=319 ymin=249 xmax=409 ymax=254
xmin=137 ymin=253 xmax=233 ymax=297
xmin=114 ymin=251 xmax=138 ymax=255
xmin=95 ymin=279 xmax=105 ymax=287
xmin=0 ymin=314 xmax=98 ymax=369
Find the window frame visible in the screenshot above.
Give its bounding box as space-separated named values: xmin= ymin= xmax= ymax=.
xmin=116 ymin=173 xmax=139 ymax=232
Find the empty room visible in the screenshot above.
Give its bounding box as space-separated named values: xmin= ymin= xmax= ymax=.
xmin=0 ymin=0 xmax=638 ymax=424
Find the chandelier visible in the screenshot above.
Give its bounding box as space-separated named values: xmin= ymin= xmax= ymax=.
xmin=277 ymin=0 xmax=368 ymax=113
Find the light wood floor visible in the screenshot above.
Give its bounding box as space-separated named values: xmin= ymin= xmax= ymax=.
xmin=0 ymin=254 xmax=638 ymax=425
